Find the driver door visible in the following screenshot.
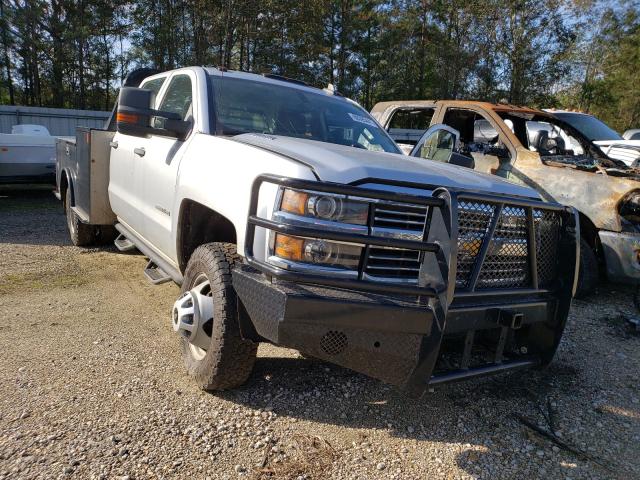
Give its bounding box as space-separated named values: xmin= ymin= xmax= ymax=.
xmin=136 ymin=72 xmax=196 ymax=260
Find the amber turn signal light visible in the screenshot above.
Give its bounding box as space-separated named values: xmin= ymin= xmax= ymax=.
xmin=281 ymin=189 xmax=308 ymax=215
xmin=274 ymin=234 xmax=304 ymax=261
xmin=116 ymin=112 xmax=140 ymax=124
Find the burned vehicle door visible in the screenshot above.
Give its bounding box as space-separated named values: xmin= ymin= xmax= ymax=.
xmin=439 ymin=107 xmax=513 ymax=178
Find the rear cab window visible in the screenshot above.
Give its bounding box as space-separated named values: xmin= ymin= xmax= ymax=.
xmin=387 ymin=108 xmax=435 ymax=149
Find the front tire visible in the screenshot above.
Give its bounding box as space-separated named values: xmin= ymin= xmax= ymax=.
xmin=176 ymin=243 xmax=257 ymax=390
xmin=575 ymin=238 xmax=598 ymax=298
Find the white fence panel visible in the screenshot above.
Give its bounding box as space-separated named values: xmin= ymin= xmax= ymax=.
xmin=0 ymin=105 xmax=111 ymax=136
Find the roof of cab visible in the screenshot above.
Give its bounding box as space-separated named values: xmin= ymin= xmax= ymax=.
xmin=371 ymin=99 xmax=549 ymax=117
xmin=204 ymin=67 xmax=341 ymax=98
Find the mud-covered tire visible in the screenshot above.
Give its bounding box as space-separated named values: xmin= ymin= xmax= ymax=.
xmin=575 ymin=238 xmax=598 ymax=298
xmin=180 ymin=242 xmax=257 ymax=390
xmin=64 ymin=185 xmax=98 ymax=247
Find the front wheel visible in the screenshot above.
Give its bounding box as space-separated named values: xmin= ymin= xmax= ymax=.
xmin=172 ymin=242 xmax=257 ymax=390
xmin=575 ymin=238 xmax=598 ymax=298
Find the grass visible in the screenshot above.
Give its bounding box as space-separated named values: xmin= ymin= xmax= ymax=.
xmin=0 ymin=271 xmax=87 ymax=295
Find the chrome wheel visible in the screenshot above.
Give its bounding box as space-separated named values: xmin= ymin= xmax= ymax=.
xmin=172 ymin=273 xmax=214 ymax=359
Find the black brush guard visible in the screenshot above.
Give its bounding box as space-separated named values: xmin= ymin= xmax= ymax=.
xmin=232 ymin=174 xmax=579 ymax=397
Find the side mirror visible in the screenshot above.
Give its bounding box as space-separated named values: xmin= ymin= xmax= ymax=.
xmin=116 ymin=87 xmax=190 ymax=140
xmin=449 ymin=152 xmax=475 ymax=169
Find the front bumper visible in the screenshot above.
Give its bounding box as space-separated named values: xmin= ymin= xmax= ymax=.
xmin=599 ymin=230 xmax=640 ymax=283
xmin=235 ymin=175 xmax=578 ymax=397
xmin=233 ymin=265 xmax=569 ymax=397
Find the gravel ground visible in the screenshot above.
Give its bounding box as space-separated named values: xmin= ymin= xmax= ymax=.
xmin=1 ymin=184 xmax=639 ymax=480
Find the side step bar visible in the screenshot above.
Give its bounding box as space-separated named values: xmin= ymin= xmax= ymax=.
xmin=114 ymin=233 xmax=136 ymax=252
xmin=144 ymin=260 xmax=171 ymax=285
xmin=114 ymin=223 xmax=183 ymax=285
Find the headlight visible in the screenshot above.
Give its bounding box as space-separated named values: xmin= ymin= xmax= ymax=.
xmin=274 ymin=234 xmax=362 ymax=270
xmin=280 ymin=188 xmax=369 ymax=225
xmin=620 ymin=191 xmax=640 ymax=230
xmin=269 ymin=187 xmax=368 ymax=272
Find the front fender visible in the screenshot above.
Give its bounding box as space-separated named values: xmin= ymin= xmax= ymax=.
xmin=172 ymin=134 xmax=316 ymax=262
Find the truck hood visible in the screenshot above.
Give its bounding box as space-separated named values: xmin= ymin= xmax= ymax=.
xmin=233 ymin=133 xmax=540 ymax=199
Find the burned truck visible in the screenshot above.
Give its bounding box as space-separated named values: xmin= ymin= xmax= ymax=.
xmin=372 ymin=100 xmax=640 ymax=297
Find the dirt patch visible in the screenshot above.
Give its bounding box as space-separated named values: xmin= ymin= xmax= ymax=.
xmin=253 ymin=434 xmax=337 ymax=479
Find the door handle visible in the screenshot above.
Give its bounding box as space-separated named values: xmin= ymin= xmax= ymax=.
xmin=109 ymin=141 xmax=118 ymax=149
xmin=134 ymin=147 xmax=146 ymax=157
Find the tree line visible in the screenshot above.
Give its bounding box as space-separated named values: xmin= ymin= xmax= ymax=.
xmin=0 ymin=0 xmax=638 ymax=131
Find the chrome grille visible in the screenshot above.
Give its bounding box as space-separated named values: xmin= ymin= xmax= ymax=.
xmin=372 ymin=203 xmax=427 ymax=231
xmin=364 ymin=199 xmax=563 ymax=291
xmin=364 ymin=247 xmax=420 ymax=279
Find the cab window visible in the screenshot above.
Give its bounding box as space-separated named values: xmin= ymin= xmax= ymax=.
xmin=388 ymin=108 xmax=435 ymax=130
xmin=387 ymin=108 xmax=435 ymax=149
xmin=442 ymin=108 xmax=510 ymax=155
xmin=158 ymin=75 xmax=193 ymax=121
xmin=497 ymin=112 xmax=586 ymax=156
xmin=139 ymin=77 xmax=166 ymax=103
xmin=441 ymin=107 xmax=512 ymax=177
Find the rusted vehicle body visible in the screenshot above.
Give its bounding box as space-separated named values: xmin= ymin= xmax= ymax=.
xmin=371 ymin=100 xmax=640 ymax=294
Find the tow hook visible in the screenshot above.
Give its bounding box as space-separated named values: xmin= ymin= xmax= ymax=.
xmin=495 ymin=309 xmax=524 ymax=330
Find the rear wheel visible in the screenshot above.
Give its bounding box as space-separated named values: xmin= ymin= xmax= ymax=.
xmin=97 ymin=225 xmax=118 ymax=245
xmin=172 ymin=242 xmax=257 ymax=390
xmin=575 ymin=238 xmax=598 ymax=298
xmin=64 ymin=185 xmax=98 ymax=247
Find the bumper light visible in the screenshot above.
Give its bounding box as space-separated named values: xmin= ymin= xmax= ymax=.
xmin=274 ymin=233 xmax=361 ymax=270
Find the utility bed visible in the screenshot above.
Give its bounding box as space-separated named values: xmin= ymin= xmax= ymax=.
xmin=55 ymin=127 xmax=115 ymax=225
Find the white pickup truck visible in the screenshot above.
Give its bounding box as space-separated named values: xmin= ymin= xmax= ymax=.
xmin=55 ymin=67 xmax=579 ymax=397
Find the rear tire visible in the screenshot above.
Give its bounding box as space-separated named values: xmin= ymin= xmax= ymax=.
xmin=575 ymin=238 xmax=598 ymax=298
xmin=179 ymin=242 xmax=257 ymax=390
xmin=97 ymin=225 xmax=118 ymax=245
xmin=64 ymin=185 xmax=98 ymax=247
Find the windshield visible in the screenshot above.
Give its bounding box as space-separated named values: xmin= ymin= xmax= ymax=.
xmin=210 ymin=75 xmax=400 ymax=154
xmin=553 ymin=112 xmax=622 ymax=141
